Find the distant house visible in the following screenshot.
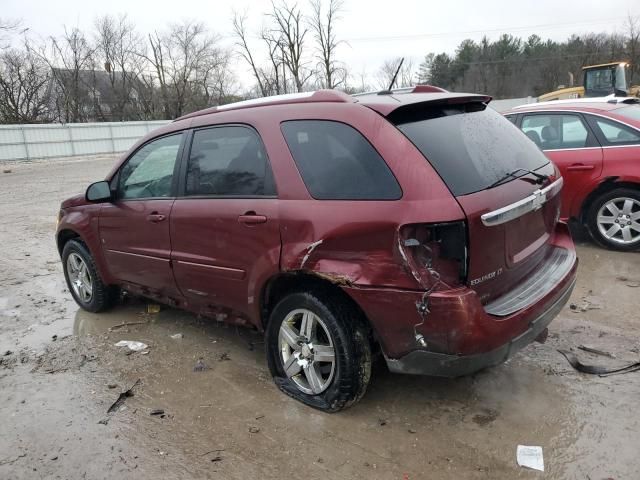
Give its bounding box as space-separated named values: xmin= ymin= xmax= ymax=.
xmin=46 ymin=68 xmax=147 ymax=123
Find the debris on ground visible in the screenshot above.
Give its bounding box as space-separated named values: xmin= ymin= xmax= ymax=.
xmin=150 ymin=409 xmax=165 ymax=416
xmin=558 ymin=350 xmax=640 ymax=376
xmin=107 ymin=379 xmax=141 ymax=414
xmin=146 ymin=304 xmax=161 ymax=314
xmin=108 ymin=321 xmax=148 ymax=332
xmin=170 ymin=333 xmax=184 ymax=339
xmin=218 ymin=352 xmax=230 ymax=361
xmin=114 ymin=340 xmax=148 ymax=352
xmin=193 ymin=358 xmax=208 ymax=372
xmin=248 ymin=426 xmax=260 ymax=434
xmin=107 ymin=384 xmax=117 ymax=389
xmin=516 ymin=445 xmax=544 ymax=472
xmin=569 ymin=299 xmax=602 ymax=313
xmin=578 ymin=345 xmax=616 ymax=358
xmin=378 ymin=418 xmax=387 ymax=426
xmin=3 ymin=169 xmax=12 ymax=173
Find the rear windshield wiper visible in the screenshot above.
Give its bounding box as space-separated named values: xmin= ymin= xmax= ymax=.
xmin=489 ymin=168 xmax=549 ymax=189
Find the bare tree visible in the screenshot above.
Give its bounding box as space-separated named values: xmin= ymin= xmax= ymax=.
xmin=269 ymin=1 xmax=312 ymax=92
xmin=94 ymin=14 xmax=144 ymax=120
xmin=141 ymin=21 xmax=233 ymax=119
xmin=0 ymin=47 xmax=50 ymax=123
xmin=626 ymin=14 xmax=640 ymax=84
xmin=376 ymin=57 xmax=414 ymax=90
xmin=309 ymin=0 xmax=344 ymax=89
xmin=31 ymin=27 xmax=96 ymax=122
xmin=0 ymin=18 xmax=21 ymax=49
xmin=231 ymin=12 xmax=268 ymax=97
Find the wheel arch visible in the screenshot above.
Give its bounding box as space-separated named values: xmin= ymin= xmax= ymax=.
xmin=57 ymin=228 xmax=82 ymax=254
xmin=259 ymin=271 xmax=377 ymax=344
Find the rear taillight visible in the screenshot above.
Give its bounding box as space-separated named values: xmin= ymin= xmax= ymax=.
xmin=398 ymin=221 xmax=468 ymax=290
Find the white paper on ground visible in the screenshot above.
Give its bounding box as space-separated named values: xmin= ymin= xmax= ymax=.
xmin=114 ymin=340 xmax=148 ymax=352
xmin=517 ymin=445 xmax=544 ymax=471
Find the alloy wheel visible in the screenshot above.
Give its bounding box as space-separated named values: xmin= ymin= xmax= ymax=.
xmin=278 ymin=308 xmax=336 ymax=395
xmin=66 ymin=252 xmax=93 ymax=303
xmin=596 ymin=197 xmax=640 ymax=245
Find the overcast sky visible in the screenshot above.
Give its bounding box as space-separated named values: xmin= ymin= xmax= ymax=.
xmin=3 ymin=0 xmax=639 ymax=89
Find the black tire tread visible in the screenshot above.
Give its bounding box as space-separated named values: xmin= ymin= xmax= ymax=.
xmin=266 ymin=286 xmax=371 ymax=413
xmin=62 ymin=239 xmax=117 ymax=312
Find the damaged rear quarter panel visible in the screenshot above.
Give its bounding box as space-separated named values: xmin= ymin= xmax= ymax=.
xmin=274 ymin=104 xmax=465 ymax=290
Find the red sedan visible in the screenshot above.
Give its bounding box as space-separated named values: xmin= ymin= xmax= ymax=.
xmin=506 ymin=99 xmax=640 ymax=250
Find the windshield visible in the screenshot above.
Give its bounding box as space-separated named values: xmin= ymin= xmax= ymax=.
xmin=391 ymin=103 xmax=550 ymax=196
xmin=614 ymin=105 xmax=640 ymax=122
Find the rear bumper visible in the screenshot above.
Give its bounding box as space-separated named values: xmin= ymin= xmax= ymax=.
xmin=345 ymin=222 xmax=577 ymax=377
xmin=384 ymin=276 xmax=575 ymax=376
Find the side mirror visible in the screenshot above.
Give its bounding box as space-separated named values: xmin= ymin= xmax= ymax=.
xmin=86 ymin=181 xmax=112 ymax=202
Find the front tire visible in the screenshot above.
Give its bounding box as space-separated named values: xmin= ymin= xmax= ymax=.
xmin=266 ymin=290 xmax=371 ymax=413
xmin=586 ymin=188 xmax=640 ymax=251
xmin=62 ymin=239 xmax=117 ymax=312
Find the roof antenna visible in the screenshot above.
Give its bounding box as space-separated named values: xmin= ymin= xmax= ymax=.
xmin=387 ymin=57 xmax=405 ymax=91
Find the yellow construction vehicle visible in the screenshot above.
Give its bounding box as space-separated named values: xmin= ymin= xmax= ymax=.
xmin=538 ymin=62 xmax=639 ymax=102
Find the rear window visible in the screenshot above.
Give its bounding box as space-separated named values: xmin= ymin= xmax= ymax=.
xmin=390 ymin=103 xmax=550 ymax=196
xmin=614 ymin=105 xmax=640 ymax=122
xmin=281 ymin=120 xmax=401 ymax=200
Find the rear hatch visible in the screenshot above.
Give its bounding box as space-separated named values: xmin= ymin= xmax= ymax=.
xmin=387 ymin=99 xmax=562 ymax=306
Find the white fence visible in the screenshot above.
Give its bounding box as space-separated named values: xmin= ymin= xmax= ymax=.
xmin=490 ymin=96 xmax=537 ymax=112
xmin=0 ymin=120 xmax=170 ymax=161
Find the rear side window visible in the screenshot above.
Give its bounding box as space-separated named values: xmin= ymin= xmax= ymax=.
xmin=521 ymin=114 xmax=590 ymax=150
xmin=591 ymin=117 xmax=640 ymax=145
xmin=281 ymin=120 xmax=401 ymax=200
xmin=391 ymin=104 xmax=549 ymax=196
xmin=185 ymin=126 xmax=275 ymax=196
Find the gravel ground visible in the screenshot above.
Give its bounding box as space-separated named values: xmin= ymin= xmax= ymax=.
xmin=1 ymin=155 xmax=639 ymax=479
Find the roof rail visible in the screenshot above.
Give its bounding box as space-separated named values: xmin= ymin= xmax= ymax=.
xmin=175 ymin=89 xmax=353 ymax=122
xmin=352 ymin=85 xmax=448 ymax=97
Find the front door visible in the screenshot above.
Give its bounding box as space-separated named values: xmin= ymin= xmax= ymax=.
xmin=99 ymin=132 xmax=185 ymax=295
xmin=520 ymin=112 xmax=603 ymax=219
xmin=170 ymin=125 xmax=281 ymax=319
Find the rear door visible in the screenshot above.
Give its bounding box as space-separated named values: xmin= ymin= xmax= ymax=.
xmin=99 ymin=133 xmax=184 ymax=295
xmin=520 ymin=112 xmax=603 ymax=218
xmin=169 ymin=125 xmax=281 ymax=317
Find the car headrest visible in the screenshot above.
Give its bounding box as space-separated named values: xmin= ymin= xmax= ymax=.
xmin=541 ymin=125 xmax=558 ymax=142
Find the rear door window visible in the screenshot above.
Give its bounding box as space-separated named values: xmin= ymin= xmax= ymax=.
xmin=589 ymin=117 xmax=640 ymax=145
xmin=391 ymin=104 xmax=549 ymax=196
xmin=185 ymin=126 xmax=275 ymax=196
xmin=521 ymin=114 xmax=590 ymax=150
xmin=280 ymin=120 xmax=401 ymax=200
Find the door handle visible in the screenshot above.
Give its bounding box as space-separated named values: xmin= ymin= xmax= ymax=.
xmin=567 ymin=164 xmax=594 ymax=171
xmin=146 ymin=212 xmax=166 ymax=223
xmin=238 ymin=213 xmax=267 ymax=225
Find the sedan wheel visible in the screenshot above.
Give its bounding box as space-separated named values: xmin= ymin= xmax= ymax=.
xmin=596 ymin=197 xmax=640 ymax=245
xmin=587 ymin=188 xmax=640 ymax=251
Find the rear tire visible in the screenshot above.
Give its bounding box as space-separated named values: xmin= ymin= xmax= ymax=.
xmin=266 ymin=290 xmax=371 ymax=413
xmin=62 ymin=239 xmax=118 ymax=312
xmin=586 ymin=188 xmax=640 ymax=251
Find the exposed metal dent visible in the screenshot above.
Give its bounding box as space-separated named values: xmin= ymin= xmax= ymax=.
xmin=300 ymin=240 xmax=324 ymax=269
xmin=312 ymin=271 xmax=354 ymax=286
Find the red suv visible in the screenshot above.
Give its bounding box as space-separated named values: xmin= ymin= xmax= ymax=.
xmin=506 ymin=98 xmax=640 ymax=250
xmin=57 ymin=88 xmax=577 ymax=412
